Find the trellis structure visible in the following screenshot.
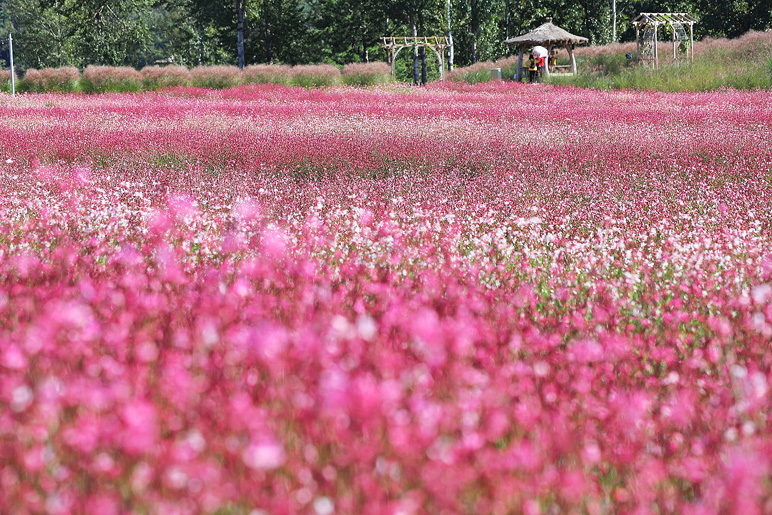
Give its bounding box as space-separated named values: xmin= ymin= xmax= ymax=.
xmin=632 ymin=13 xmax=697 ymax=68
xmin=381 ymin=36 xmax=450 ymax=81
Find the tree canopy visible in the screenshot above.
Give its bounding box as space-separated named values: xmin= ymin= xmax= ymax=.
xmin=1 ymin=0 xmax=770 ymax=71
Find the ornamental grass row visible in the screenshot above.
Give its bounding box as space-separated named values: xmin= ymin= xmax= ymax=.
xmin=0 ymin=69 xmax=17 ymax=93
xmin=2 ymin=63 xmax=394 ymax=94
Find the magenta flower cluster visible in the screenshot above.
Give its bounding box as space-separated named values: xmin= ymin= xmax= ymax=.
xmin=1 ymin=83 xmax=772 ymax=513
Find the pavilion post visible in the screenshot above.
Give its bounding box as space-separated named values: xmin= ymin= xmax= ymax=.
xmin=516 ymin=46 xmax=523 ymax=81
xmin=567 ymin=43 xmax=577 ymax=75
xmin=653 ymin=24 xmax=658 ymax=68
xmin=544 ymin=45 xmax=551 ymax=78
xmin=689 ymin=23 xmax=694 ymax=62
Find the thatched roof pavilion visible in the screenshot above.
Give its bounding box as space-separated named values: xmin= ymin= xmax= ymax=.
xmin=505 ymin=19 xmax=588 ymax=81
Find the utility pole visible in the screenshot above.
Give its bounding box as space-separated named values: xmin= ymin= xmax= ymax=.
xmin=9 ymin=34 xmax=15 ymax=96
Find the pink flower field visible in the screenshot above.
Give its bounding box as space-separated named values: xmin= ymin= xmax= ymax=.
xmin=1 ymin=82 xmax=772 ymax=514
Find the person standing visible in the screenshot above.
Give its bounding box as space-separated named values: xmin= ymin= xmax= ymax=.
xmin=536 ymin=54 xmax=546 ymax=78
xmin=526 ymin=53 xmax=538 ymax=83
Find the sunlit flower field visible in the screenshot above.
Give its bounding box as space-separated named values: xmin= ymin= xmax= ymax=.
xmin=1 ymin=82 xmax=772 ymax=514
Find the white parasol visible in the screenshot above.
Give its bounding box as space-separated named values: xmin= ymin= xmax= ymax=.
xmin=532 ymin=46 xmax=549 ymax=58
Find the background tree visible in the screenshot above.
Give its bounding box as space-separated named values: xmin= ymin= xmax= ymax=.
xmin=245 ymin=0 xmax=319 ymax=64
xmin=0 ymin=0 xmax=77 ymax=69
xmin=1 ymin=0 xmax=770 ymax=72
xmin=65 ymin=0 xmax=154 ymax=66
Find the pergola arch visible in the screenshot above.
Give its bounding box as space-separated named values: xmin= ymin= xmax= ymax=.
xmin=632 ymin=13 xmax=697 ymax=68
xmin=381 ymin=36 xmax=450 ymax=81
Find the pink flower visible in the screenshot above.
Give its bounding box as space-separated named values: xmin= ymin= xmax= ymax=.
xmin=242 ymin=439 xmax=285 ymax=470
xmin=120 ymin=401 xmax=158 ymax=455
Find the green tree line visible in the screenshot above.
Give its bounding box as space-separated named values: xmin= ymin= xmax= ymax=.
xmin=1 ymin=0 xmax=770 ymax=72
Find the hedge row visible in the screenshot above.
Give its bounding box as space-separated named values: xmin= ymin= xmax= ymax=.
xmin=0 ymin=62 xmax=394 ymax=93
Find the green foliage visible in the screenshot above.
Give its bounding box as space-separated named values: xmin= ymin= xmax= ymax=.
xmin=0 ymin=0 xmax=769 ymax=78
xmin=0 ymin=70 xmax=14 ymax=93
xmin=0 ymin=0 xmax=78 ymax=69
xmin=310 ymin=0 xmax=394 ymax=65
xmin=393 ymin=48 xmax=443 ymax=83
xmin=68 ymin=0 xmax=154 ymax=66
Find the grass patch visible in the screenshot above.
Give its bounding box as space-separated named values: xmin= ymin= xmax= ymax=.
xmin=81 ymin=65 xmax=143 ymax=93
xmin=19 ymin=67 xmax=79 ymax=93
xmin=0 ymin=70 xmax=16 ymax=93
xmin=289 ymin=64 xmax=342 ymax=88
xmin=544 ymin=30 xmax=772 ymax=91
xmin=341 ymin=62 xmax=393 ymax=86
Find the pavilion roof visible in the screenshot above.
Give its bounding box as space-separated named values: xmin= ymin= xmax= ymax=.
xmin=505 ymin=21 xmax=588 ymax=47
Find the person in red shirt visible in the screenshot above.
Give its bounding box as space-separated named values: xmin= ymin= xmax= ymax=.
xmin=537 ymin=55 xmax=546 ymax=77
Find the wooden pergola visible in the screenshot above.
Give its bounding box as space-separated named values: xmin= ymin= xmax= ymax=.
xmin=632 ymin=13 xmax=697 ymax=67
xmin=381 ymin=36 xmax=450 ymax=81
xmin=505 ymin=19 xmax=588 ymax=81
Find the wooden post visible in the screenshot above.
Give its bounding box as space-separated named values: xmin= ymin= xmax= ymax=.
xmin=516 ymin=46 xmax=523 ymax=81
xmin=635 ymin=25 xmax=640 ymax=62
xmin=689 ymin=23 xmax=694 ymax=62
xmin=567 ymin=43 xmax=577 ymax=75
xmin=544 ymin=45 xmax=551 ymax=78
xmin=672 ymin=23 xmax=676 ymax=59
xmin=653 ymin=24 xmax=658 ymax=69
